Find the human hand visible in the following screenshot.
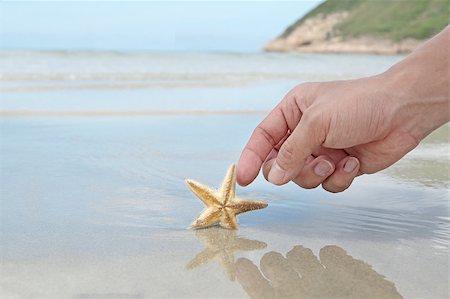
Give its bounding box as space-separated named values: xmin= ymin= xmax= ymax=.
xmin=237 ymin=77 xmax=416 ymax=192
xmin=237 ymin=26 xmax=449 ymax=192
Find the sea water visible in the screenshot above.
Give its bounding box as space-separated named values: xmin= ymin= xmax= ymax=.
xmin=0 ymin=51 xmax=448 ymax=298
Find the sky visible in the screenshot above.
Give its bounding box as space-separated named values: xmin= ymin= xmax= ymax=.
xmin=0 ymin=1 xmax=323 ymax=52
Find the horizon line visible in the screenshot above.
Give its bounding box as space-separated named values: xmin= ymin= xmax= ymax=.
xmin=0 ymin=109 xmax=269 ymax=117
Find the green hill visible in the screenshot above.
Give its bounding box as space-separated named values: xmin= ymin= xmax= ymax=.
xmin=266 ymin=0 xmax=450 ymax=54
xmin=284 ymin=0 xmax=449 ymax=41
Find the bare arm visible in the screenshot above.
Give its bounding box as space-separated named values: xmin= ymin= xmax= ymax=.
xmin=237 ymin=26 xmax=450 ymax=192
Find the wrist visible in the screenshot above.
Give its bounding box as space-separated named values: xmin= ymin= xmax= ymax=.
xmin=381 ymin=30 xmax=450 ymax=141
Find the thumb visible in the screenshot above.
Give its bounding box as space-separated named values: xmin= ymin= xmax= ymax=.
xmin=268 ymin=110 xmax=328 ymax=185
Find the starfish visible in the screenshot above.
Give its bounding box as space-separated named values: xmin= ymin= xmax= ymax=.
xmin=185 ymin=164 xmax=268 ymax=229
xmin=186 ymin=227 xmax=267 ymax=281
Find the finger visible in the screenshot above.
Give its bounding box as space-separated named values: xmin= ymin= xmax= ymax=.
xmin=346 ymin=130 xmax=418 ymax=174
xmin=322 ymin=156 xmax=360 ymax=193
xmin=267 ymin=109 xmax=328 ymax=185
xmin=274 ymin=130 xmax=291 ymax=151
xmin=291 ymin=155 xmax=335 ymax=189
xmin=260 ymin=132 xmax=292 ymax=179
xmin=261 ymin=151 xmax=277 ymax=180
xmin=235 ymin=258 xmax=274 ymax=299
xmin=263 ymin=155 xmax=335 ymax=188
xmin=312 ymin=146 xmax=348 ymax=165
xmin=237 ymin=106 xmax=289 ymax=187
xmin=237 ymin=96 xmax=301 ymax=187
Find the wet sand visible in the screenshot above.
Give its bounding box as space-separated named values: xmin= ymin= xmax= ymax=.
xmin=0 ymin=115 xmax=448 ymax=298
xmin=0 ymin=52 xmax=448 ymax=298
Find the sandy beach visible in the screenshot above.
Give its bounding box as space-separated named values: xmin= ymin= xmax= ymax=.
xmin=1 ymin=51 xmax=448 ymax=298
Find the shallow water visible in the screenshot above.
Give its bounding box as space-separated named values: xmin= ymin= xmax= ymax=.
xmin=0 ymin=52 xmax=449 ymax=298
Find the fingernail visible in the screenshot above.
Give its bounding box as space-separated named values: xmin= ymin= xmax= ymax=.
xmin=268 ymin=162 xmax=285 ymax=184
xmin=344 ymin=157 xmax=358 ymax=173
xmin=314 ymin=160 xmax=333 ymax=177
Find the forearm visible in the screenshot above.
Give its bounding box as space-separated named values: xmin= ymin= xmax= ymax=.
xmin=383 ymin=25 xmax=450 ymax=141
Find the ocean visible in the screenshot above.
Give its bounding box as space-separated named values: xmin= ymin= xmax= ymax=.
xmin=0 ymin=51 xmax=448 ymax=298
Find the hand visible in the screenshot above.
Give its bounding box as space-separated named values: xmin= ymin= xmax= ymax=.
xmin=237 ymin=26 xmax=449 ymax=192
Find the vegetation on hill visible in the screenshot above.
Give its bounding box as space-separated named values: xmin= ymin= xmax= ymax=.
xmin=282 ymin=0 xmax=450 ymax=41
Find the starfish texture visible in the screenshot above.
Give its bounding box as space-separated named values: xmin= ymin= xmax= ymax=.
xmin=186 ymin=164 xmax=268 ymax=229
xmin=186 ymin=227 xmax=267 ymax=280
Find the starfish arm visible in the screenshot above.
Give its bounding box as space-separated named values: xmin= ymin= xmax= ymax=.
xmin=191 ymin=207 xmax=222 ymax=229
xmin=219 ymin=164 xmax=236 ymax=205
xmin=220 ymin=208 xmax=238 ymax=230
xmin=233 ymin=238 xmax=267 ymax=251
xmin=185 ymin=248 xmax=217 ymax=270
xmin=229 ymin=198 xmax=268 ymax=215
xmin=186 ymin=179 xmax=221 ymax=207
xmin=219 ymin=251 xmax=237 ymax=281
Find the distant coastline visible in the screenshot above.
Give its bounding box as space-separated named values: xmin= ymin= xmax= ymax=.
xmin=265 ymin=0 xmax=449 ymax=55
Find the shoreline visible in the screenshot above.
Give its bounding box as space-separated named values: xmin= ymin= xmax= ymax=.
xmin=264 ymin=37 xmax=422 ymax=55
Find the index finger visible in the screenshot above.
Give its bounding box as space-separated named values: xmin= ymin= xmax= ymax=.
xmin=237 ymin=96 xmax=301 ymax=186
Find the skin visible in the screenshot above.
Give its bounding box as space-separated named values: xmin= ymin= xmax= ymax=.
xmin=237 ymin=26 xmax=450 ymax=193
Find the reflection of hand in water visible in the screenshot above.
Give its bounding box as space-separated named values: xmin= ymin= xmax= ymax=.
xmin=186 ymin=227 xmax=267 ymax=281
xmin=236 ymin=245 xmax=403 ymax=299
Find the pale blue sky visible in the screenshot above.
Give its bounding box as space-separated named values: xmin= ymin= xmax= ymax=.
xmin=0 ymin=1 xmax=322 ymax=52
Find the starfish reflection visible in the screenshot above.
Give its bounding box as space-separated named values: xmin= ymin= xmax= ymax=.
xmin=186 ymin=227 xmax=267 ymax=281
